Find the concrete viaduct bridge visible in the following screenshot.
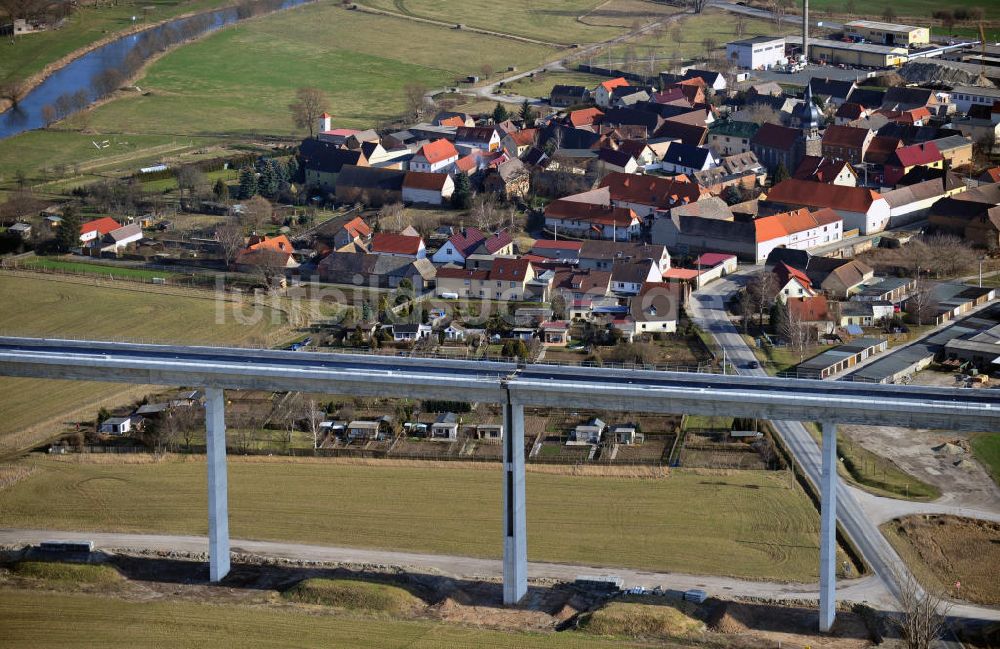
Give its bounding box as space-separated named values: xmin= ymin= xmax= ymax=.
xmin=2 ymin=336 xmax=999 ymax=632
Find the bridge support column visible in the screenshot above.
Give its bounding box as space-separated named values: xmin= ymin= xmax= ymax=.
xmin=205 ymin=387 xmax=230 ymax=582
xmin=819 ymin=421 xmax=837 ymax=632
xmin=502 ymin=395 xmax=527 ymax=605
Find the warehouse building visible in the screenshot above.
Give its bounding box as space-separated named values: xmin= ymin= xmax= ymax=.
xmin=786 ymin=36 xmax=907 ymax=68
xmin=844 ymin=20 xmax=930 ymax=47
xmin=726 ymin=36 xmax=786 ymax=70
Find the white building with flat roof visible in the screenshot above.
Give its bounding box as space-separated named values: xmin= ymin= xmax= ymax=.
xmin=726 ymin=36 xmax=786 ymax=70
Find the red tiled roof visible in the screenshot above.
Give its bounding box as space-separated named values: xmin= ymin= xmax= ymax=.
xmin=765 ymin=179 xmax=882 ymax=213
xmin=891 ymin=142 xmax=942 ymax=168
xmin=755 ymin=207 xmax=842 ymax=242
xmin=864 ymin=136 xmax=902 ymax=164
xmin=599 ymin=171 xmax=707 ymax=208
xmin=751 ymin=122 xmax=800 ymax=151
xmin=418 ymin=139 xmax=459 ymax=164
xmin=694 ymin=253 xmax=735 ymax=267
xmin=662 ymin=268 xmax=701 ymax=280
xmin=598 ymin=77 xmax=630 ymax=92
xmin=821 ymin=124 xmax=870 ymax=149
xmin=490 ymin=257 xmax=532 ymax=282
xmin=438 ymin=116 xmax=466 ymax=127
xmin=403 ymin=171 xmax=450 ymax=191
xmin=774 ymin=262 xmax=812 ymax=289
xmin=455 ymin=153 xmax=479 ymax=174
xmin=835 ymin=102 xmax=864 ymax=120
xmin=507 ymin=129 xmax=538 ymax=146
xmin=787 ymin=296 xmax=829 ymax=322
xmin=342 ymin=216 xmax=371 ymax=239
xmin=81 ymin=217 xmax=120 ymax=236
xmin=371 ymin=232 xmax=424 ymax=255
xmin=568 ymin=107 xmax=604 ymax=127
xmin=544 ymin=200 xmax=638 ymax=227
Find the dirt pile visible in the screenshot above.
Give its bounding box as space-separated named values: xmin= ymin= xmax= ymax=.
xmin=897 ymin=60 xmax=995 ymax=88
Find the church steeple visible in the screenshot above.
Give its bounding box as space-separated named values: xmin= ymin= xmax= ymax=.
xmin=797 ymin=82 xmax=823 ymax=134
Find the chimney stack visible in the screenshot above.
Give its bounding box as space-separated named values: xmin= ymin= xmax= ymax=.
xmin=802 ymin=0 xmax=809 ymax=63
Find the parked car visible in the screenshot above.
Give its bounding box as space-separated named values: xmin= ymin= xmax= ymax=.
xmin=746 ymin=360 xmax=760 ymax=369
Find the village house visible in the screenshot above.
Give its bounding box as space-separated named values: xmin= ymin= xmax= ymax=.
xmin=750 ymin=122 xmax=815 ymax=175
xmin=787 ymin=295 xmax=836 ymax=335
xmin=595 ymin=78 xmax=630 ymax=108
xmin=544 ymin=200 xmax=641 ymax=240
xmin=883 ymin=142 xmax=943 ymax=187
xmin=334 ymin=165 xmax=406 ymax=206
xmin=392 ymin=323 xmax=432 ymax=342
xmin=410 ymin=139 xmax=460 ymax=173
xmin=315 ymin=252 xmax=435 ymax=291
xmin=630 ymin=282 xmax=682 ymax=334
xmin=577 ymin=240 xmax=671 ymax=275
xmin=401 ymin=171 xmax=454 ymax=206
xmin=707 ymin=120 xmax=759 ymax=156
xmin=98 ymin=223 xmax=143 ymax=254
xmin=793 ymin=156 xmax=857 ymax=186
xmin=455 ymin=126 xmax=503 ymax=153
xmin=660 ymin=142 xmax=717 ymax=175
xmin=482 ymin=158 xmax=531 ymax=199
xmin=550 ymin=85 xmax=590 ymax=107
xmin=599 ymin=171 xmax=708 ymax=219
xmin=820 ymin=125 xmax=873 ymax=165
xmin=435 ymin=258 xmax=548 ymax=301
xmin=431 ymin=227 xmax=514 ymax=265
xmin=300 ymin=139 xmax=368 ymax=191
xmin=764 ymin=179 xmax=890 ymax=235
xmin=79 ymin=217 xmax=120 ymax=245
xmin=331 ymin=216 xmax=372 ymax=250
xmin=773 ymin=262 xmax=818 ymax=301
xmin=540 ymin=321 xmax=571 ymax=346
xmin=928 ymin=183 xmax=1000 ymax=249
xmin=370 ymin=232 xmax=426 ymax=259
xmin=235 ymin=234 xmax=299 ymax=272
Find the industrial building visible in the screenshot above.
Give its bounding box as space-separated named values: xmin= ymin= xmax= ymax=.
xmin=785 ymin=36 xmax=907 ymax=68
xmin=843 ymin=20 xmax=930 ymax=47
xmin=726 ymin=36 xmax=786 ymax=70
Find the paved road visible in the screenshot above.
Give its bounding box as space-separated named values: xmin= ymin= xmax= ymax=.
xmin=688 ymin=272 xmax=1000 ymax=623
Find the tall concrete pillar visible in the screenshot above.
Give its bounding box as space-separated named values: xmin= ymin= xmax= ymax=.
xmin=819 ymin=420 xmax=837 ymax=632
xmin=502 ymin=394 xmax=527 ymax=605
xmin=205 ymin=387 xmax=231 ymax=582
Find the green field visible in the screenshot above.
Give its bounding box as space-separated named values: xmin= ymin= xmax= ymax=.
xmin=802 ymin=0 xmax=991 ymax=17
xmin=971 ymin=433 xmax=1000 ymax=486
xmin=0 ymin=275 xmax=290 ymax=452
xmin=502 ymin=70 xmax=610 ymax=101
xmin=358 ymin=0 xmax=661 ymax=45
xmin=0 ymin=589 xmax=657 ymax=648
xmin=0 ymin=456 xmax=834 ymax=581
xmin=19 ymin=257 xmax=185 ymax=281
xmin=0 ymin=0 xmax=235 ymax=84
xmin=85 ymin=3 xmax=553 ymax=138
xmin=602 ymin=8 xmax=793 ymax=67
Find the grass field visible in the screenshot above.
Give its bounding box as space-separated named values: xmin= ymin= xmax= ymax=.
xmin=0 ymin=275 xmax=290 ymax=452
xmin=85 ymin=3 xmax=553 ymax=138
xmin=0 ymin=589 xmax=656 ymax=649
xmin=358 ymin=0 xmax=663 ymax=45
xmin=502 ymin=70 xmax=610 ymax=101
xmin=581 ymin=598 xmax=703 ymax=639
xmin=971 ymin=433 xmax=1000 ymax=486
xmin=882 ymin=515 xmax=1000 ymax=607
xmin=19 ymin=257 xmax=185 ymax=281
xmin=13 ymin=561 xmax=123 ymax=586
xmin=0 ymin=0 xmax=235 ymax=84
xmin=283 ymin=578 xmax=423 ymax=615
xmin=601 ymin=8 xmax=793 ymax=68
xmin=0 ymin=456 xmax=835 ymax=581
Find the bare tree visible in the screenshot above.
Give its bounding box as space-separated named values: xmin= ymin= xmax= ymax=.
xmin=687 ymin=0 xmax=708 ymax=13
xmin=471 ymin=194 xmax=500 ymax=232
xmin=216 ymin=223 xmax=246 ymax=270
xmin=378 ymin=201 xmax=407 ymax=232
xmin=40 ymin=104 xmax=56 ymax=127
xmin=746 ymin=269 xmax=779 ymax=327
xmin=890 ymin=569 xmax=952 ymax=649
xmin=175 ymin=165 xmax=207 ymax=207
xmin=404 ymin=83 xmax=429 ymax=120
xmin=248 ymin=247 xmax=290 ymax=289
xmin=240 ymin=195 xmax=273 ymax=234
xmin=305 ymin=398 xmax=323 ymax=450
xmin=744 ymin=103 xmax=782 ymax=125
xmin=288 ymin=87 xmax=329 ymax=138
xmin=0 ymin=80 xmax=27 ymax=108
xmin=907 ymin=277 xmax=939 ymax=326
xmin=781 ymin=305 xmax=812 ymax=362
xmin=734 ymin=15 xmax=747 ymax=39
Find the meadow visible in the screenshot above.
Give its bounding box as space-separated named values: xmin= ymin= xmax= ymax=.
xmin=85 ymin=3 xmax=555 ymax=137
xmin=0 ymin=589 xmax=656 ymax=649
xmin=0 ymin=0 xmax=235 ymax=84
xmin=0 ymin=455 xmax=836 ymax=581
xmin=0 ymin=275 xmax=290 ymax=453
xmin=971 ymin=432 xmax=1000 ymax=486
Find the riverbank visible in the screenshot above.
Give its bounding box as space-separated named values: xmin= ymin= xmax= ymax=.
xmin=0 ymin=0 xmax=244 ymax=116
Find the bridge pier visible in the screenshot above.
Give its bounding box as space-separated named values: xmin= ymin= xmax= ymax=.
xmin=205 ymin=387 xmax=231 ymax=582
xmin=819 ymin=421 xmax=837 ymax=632
xmin=502 ymin=395 xmax=527 ymax=605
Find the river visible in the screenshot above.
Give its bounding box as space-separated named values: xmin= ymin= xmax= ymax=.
xmin=0 ymin=0 xmax=313 ymax=141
